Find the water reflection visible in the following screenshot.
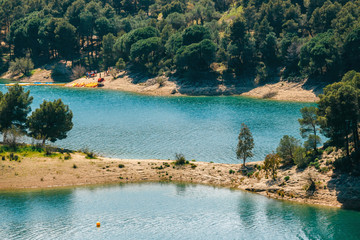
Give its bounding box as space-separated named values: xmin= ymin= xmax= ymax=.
xmin=0 ymin=189 xmax=74 ymax=239
xmin=0 ymin=183 xmax=359 ymax=239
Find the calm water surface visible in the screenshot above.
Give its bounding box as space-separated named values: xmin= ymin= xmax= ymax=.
xmin=0 ymin=183 xmax=359 ymax=240
xmin=0 ymin=86 xmax=314 ymax=163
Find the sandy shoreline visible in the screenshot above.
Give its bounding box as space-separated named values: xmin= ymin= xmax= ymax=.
xmin=1 ymin=152 xmax=359 ymax=209
xmin=64 ymin=72 xmax=320 ymax=102
xmin=1 ymin=67 xmax=321 ymax=102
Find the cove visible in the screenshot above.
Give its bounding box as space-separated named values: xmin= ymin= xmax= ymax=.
xmin=0 ymin=85 xmax=314 ymax=163
xmin=0 ymin=183 xmax=359 ymax=239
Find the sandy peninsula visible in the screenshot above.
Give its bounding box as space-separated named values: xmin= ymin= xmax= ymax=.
xmin=1 ymin=151 xmax=359 ymax=209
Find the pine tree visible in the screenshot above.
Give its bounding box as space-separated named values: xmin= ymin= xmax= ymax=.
xmin=0 ymin=84 xmax=33 ymax=142
xmin=236 ymin=123 xmax=254 ymax=167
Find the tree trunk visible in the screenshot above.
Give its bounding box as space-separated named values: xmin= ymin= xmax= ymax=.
xmin=345 ymin=133 xmax=350 ymax=158
xmin=353 ymin=125 xmax=359 ymax=153
xmin=313 ymin=124 xmax=318 ymax=152
xmin=42 ymin=138 xmax=46 ymax=146
xmin=3 ymin=131 xmax=7 ymax=143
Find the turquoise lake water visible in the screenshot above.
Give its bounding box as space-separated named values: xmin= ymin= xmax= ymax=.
xmin=0 ymin=86 xmax=314 ymax=163
xmin=0 ymin=86 xmax=358 ymax=239
xmin=0 ymin=183 xmax=359 ymax=240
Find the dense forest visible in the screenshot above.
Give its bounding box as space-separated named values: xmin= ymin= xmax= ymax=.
xmin=0 ymin=0 xmax=360 ymax=83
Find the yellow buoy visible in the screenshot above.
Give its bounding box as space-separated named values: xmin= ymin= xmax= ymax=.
xmin=96 ymin=222 xmax=101 ymax=227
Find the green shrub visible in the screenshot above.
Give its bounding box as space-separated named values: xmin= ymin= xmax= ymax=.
xmin=333 ymin=156 xmax=352 ymax=172
xmin=325 ymin=146 xmax=334 ymax=154
xmin=45 ymin=146 xmax=53 ymax=156
xmin=72 ymin=164 xmax=77 ymax=169
xmin=81 ymin=147 xmax=97 ymax=159
xmin=8 ymin=153 xmax=19 ymax=161
xmin=284 ymin=176 xmax=290 ymax=181
xmin=175 ymin=153 xmax=186 ymax=165
xmin=309 ymin=161 xmax=320 ymax=170
xmin=319 ymin=167 xmax=329 ymax=173
xmin=118 ymin=164 xmax=125 ymax=168
xmin=276 ymin=135 xmax=301 ymax=166
xmin=64 ymin=153 xmax=71 ymax=160
xmin=254 ymin=164 xmax=262 ymax=171
xmin=229 ymin=169 xmax=235 ymax=174
xmin=9 ymin=57 xmax=34 ymax=76
xmin=294 ymin=147 xmax=309 ymax=168
xmin=247 ymin=171 xmax=254 ymax=177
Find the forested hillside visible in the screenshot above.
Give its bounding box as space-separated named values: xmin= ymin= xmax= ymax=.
xmin=1 ymin=0 xmax=360 ymax=83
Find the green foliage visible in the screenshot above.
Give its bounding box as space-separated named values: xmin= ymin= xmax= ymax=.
xmin=81 ymin=147 xmax=97 ymax=159
xmin=229 ymin=169 xmax=235 ymax=174
xmin=130 ymin=37 xmax=163 ymax=74
xmin=284 ymin=176 xmax=290 ymax=181
xmin=304 ymin=135 xmax=322 ymax=151
xmin=115 ymin=26 xmax=160 ymax=59
xmin=9 ymin=57 xmax=34 ymax=76
xmin=236 ymin=123 xmax=254 ymax=167
xmin=182 ymin=25 xmax=211 ymax=46
xmin=294 ymin=146 xmax=308 ymax=168
xmin=309 ymin=160 xmax=320 ymax=170
xmin=166 ymin=13 xmax=186 ymax=30
xmin=276 ymin=135 xmax=301 ymax=166
xmin=343 ymin=27 xmax=360 ymax=72
xmin=299 ymin=31 xmax=339 ymax=78
xmin=175 ymin=153 xmax=186 ymax=165
xmin=27 ymin=99 xmax=73 ymax=145
xmin=176 ymin=39 xmax=216 ymax=71
xmin=317 ymin=71 xmax=360 ymax=158
xmin=325 ymin=146 xmax=334 ymax=154
xmin=54 ymin=21 xmax=79 ymax=60
xmin=116 ymin=58 xmax=126 ymax=71
xmin=0 ymin=84 xmax=33 ymax=142
xmin=298 ymin=106 xmax=321 ymax=151
xmin=263 ymin=153 xmax=281 ymax=179
xmin=118 ymin=164 xmax=125 ymax=168
xmin=2 ymin=0 xmax=360 ymax=83
xmin=64 ymin=153 xmax=71 ymax=160
xmin=101 ymin=33 xmax=117 ymax=69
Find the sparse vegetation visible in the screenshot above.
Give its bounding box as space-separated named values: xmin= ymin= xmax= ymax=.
xmin=80 ymin=147 xmax=97 ymax=159
xmin=175 ymin=153 xmax=186 ymax=165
